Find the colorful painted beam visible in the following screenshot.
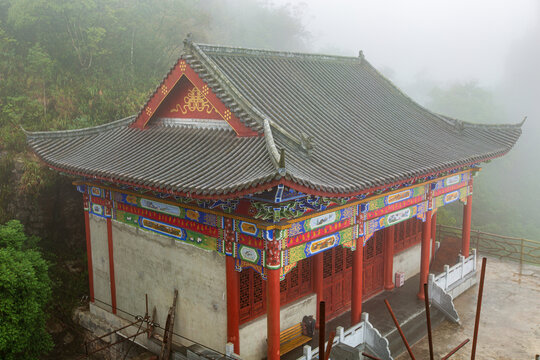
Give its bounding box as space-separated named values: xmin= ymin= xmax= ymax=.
xmin=76 ymin=169 xmax=475 ymax=278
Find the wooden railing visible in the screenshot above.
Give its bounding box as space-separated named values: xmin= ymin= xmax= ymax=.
xmin=436 ymin=224 xmax=540 ymax=270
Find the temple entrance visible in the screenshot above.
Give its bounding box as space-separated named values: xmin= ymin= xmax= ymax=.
xmin=363 ymin=231 xmax=385 ymax=299
xmin=322 ymin=231 xmax=385 ymax=319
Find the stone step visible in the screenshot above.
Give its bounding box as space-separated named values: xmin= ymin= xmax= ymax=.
xmin=384 ymin=306 xmax=446 ymax=357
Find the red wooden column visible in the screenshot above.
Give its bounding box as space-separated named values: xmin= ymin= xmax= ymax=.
xmin=418 ymin=210 xmax=432 ymax=300
xmin=462 ymin=195 xmax=472 ymax=257
xmin=313 ymin=252 xmax=323 ymax=328
xmin=431 ymin=211 xmax=438 ymax=260
xmin=266 ymin=268 xmax=280 ymax=360
xmin=351 ymin=243 xmax=364 ymax=324
xmin=106 ymin=217 xmax=117 ymax=314
xmin=226 ymin=257 xmax=240 ymax=353
xmin=384 ymin=226 xmax=395 ymax=290
xmin=83 ymin=195 xmax=94 ymax=302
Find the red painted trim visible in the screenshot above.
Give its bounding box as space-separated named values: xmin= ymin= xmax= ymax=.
xmin=418 ymin=210 xmax=432 ymax=300
xmin=131 ymin=60 xmax=258 ymax=137
xmin=288 ymin=218 xmax=352 ymax=248
xmin=384 ymin=226 xmax=395 ymax=291
xmin=106 ymin=218 xmax=117 ymax=314
xmin=366 ymin=195 xmax=424 ymax=220
xmin=431 ymin=212 xmax=438 ymax=260
xmin=313 ymin=252 xmax=323 ymax=328
xmin=266 ymin=268 xmax=280 ymax=360
xmin=351 ymin=245 xmax=363 ymax=324
xmin=226 ymin=257 xmax=240 ymax=354
xmin=462 ymin=195 xmax=472 ymax=257
xmin=36 ymin=152 xmax=502 ymax=200
xmin=432 ymin=182 xmax=468 ymax=197
xmin=117 ymin=202 xmax=219 ymax=238
xmin=84 ymin=210 xmax=94 ymax=302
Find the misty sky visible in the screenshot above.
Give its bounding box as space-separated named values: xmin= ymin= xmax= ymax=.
xmin=271 ymin=0 xmax=538 ymax=87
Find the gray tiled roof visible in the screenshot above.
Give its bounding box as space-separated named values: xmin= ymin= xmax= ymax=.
xmin=27 ymin=42 xmax=522 ymax=197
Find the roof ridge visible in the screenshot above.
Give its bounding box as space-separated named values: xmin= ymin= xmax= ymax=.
xmin=189 ymin=42 xmax=270 ymax=127
xmin=359 ymin=59 xmax=461 ymax=128
xmin=195 ymin=42 xmax=362 ymax=63
xmin=158 ymin=118 xmax=234 ymax=131
xmin=24 ymin=115 xmax=135 ymax=139
xmin=438 ymin=114 xmax=526 ymax=129
xmin=188 ymin=42 xmax=314 ymax=153
xmin=188 ymin=43 xmax=285 ymax=178
xmin=361 ymin=60 xmax=525 ymax=131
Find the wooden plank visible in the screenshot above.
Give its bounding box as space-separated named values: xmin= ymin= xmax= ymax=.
xmin=159 ymin=289 xmax=178 ymax=360
xmin=280 ymin=335 xmax=311 ymax=355
xmin=279 ymin=322 xmax=311 ymax=355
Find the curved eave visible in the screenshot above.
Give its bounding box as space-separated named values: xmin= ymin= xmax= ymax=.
xmin=30 ymin=145 xmax=507 ymax=200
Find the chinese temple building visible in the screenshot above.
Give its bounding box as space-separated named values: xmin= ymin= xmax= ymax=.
xmin=27 ymin=39 xmax=522 ymax=359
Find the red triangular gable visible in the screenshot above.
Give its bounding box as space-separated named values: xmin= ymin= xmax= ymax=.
xmin=131 ymin=59 xmax=258 ymax=136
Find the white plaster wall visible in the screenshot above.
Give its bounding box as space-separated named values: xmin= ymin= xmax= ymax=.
xmin=89 ymin=215 xmax=112 ymax=312
xmin=239 ymin=293 xmax=316 ymax=360
xmin=393 ymin=242 xmax=421 ymax=282
xmin=94 ymin=220 xmax=227 ymax=353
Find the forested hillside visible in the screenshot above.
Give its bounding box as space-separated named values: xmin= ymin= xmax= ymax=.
xmin=0 ymin=1 xmax=307 ymax=357
xmin=0 ymin=0 xmax=308 ymax=222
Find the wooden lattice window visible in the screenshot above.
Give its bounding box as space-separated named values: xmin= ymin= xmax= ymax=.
xmin=239 ymin=270 xmax=251 ymax=321
xmin=300 ymin=258 xmax=312 ymax=293
xmin=376 ymin=234 xmax=383 ymax=256
xmin=253 ymin=272 xmax=264 ymax=312
xmin=323 ymin=249 xmax=333 ymax=278
xmin=345 ymin=248 xmax=353 ymax=269
xmin=394 ymin=218 xmax=422 ymax=253
xmin=239 ymin=268 xmax=266 ymax=324
xmin=335 ymin=246 xmax=344 ymax=273
xmin=239 ymin=257 xmax=314 ymax=325
xmin=280 ymin=276 xmax=288 ymax=293
xmin=364 ymin=237 xmax=375 ymax=260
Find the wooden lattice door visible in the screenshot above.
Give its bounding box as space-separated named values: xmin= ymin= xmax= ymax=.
xmin=239 ymin=268 xmax=266 ymax=324
xmin=363 ymin=231 xmax=385 ymax=299
xmin=322 ymin=246 xmax=353 ymax=319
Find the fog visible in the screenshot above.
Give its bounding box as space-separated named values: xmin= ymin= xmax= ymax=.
xmin=1 ymin=0 xmax=537 ymax=237
xmin=271 ymin=0 xmax=537 ymax=85
xmin=265 ymin=0 xmax=539 ymax=238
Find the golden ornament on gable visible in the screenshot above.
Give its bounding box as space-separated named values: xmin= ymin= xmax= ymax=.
xmin=202 ymin=85 xmax=209 ymax=96
xmin=179 ymin=61 xmax=187 ymax=72
xmin=224 ymin=109 xmax=232 ymax=121
xmin=170 ymin=87 xmax=215 ymax=114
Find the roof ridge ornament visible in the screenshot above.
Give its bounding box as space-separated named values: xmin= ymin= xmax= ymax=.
xmin=278 ymin=149 xmax=286 ymax=176
xmin=454 ymin=119 xmax=465 ymax=134
xmin=263 ymin=118 xmax=285 ymax=176
xmin=300 ymin=132 xmax=314 ymax=152
xmin=183 ymin=33 xmax=193 ymax=50
xmin=359 ymin=50 xmax=365 ymax=64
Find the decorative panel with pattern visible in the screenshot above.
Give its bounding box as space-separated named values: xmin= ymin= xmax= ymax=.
xmin=393 ymin=217 xmax=422 ymax=253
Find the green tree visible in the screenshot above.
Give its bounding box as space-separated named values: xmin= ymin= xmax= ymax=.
xmin=0 ymin=220 xmax=53 ymax=360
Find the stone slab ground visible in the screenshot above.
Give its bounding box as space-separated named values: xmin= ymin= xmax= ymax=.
xmin=397 ymin=256 xmax=540 ymax=359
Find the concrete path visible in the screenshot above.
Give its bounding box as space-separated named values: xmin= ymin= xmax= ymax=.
xmin=397 ymin=256 xmax=540 ymax=359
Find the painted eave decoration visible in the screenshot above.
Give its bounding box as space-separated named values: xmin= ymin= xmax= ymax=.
xmin=25 ymin=36 xmax=523 ymax=199
xmin=77 ymin=166 xmax=472 ymax=276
